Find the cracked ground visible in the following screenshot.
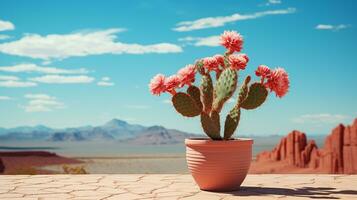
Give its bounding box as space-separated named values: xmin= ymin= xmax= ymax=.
xmin=0 ymin=174 xmax=357 ymax=199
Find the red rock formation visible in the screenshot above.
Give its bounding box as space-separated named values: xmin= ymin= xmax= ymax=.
xmin=318 ymin=124 xmax=344 ymax=173
xmin=0 ymin=151 xmax=58 ymax=157
xmin=0 ymin=158 xmax=4 ymax=173
xmin=342 ymin=119 xmax=357 ymax=174
xmin=255 ymin=118 xmax=357 ymax=174
xmin=257 ymin=131 xmax=318 ymax=168
xmin=0 ymin=151 xmax=82 ymax=174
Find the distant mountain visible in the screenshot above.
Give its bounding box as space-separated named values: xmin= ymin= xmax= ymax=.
xmin=49 ymin=130 xmax=115 ymax=142
xmin=10 ymin=125 xmax=54 ymax=133
xmin=0 ymin=131 xmax=52 ymax=141
xmin=122 ymin=126 xmax=197 ymax=145
xmin=0 ymin=125 xmax=54 ymax=140
xmin=0 ymin=119 xmax=196 ymax=144
xmin=95 ymin=119 xmax=145 ymax=139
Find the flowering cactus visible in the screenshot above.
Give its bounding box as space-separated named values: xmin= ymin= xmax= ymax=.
xmin=149 ymin=30 xmax=290 ymax=140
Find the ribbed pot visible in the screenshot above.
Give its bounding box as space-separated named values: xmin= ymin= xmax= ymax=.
xmin=185 ymin=138 xmax=253 ymax=192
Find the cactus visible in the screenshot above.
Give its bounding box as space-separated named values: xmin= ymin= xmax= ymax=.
xmin=237 ymin=76 xmax=251 ymax=105
xmin=201 ymin=112 xmax=221 ymax=139
xmin=172 ymin=92 xmax=201 ymax=117
xmin=150 ymin=30 xmax=289 ymax=140
xmin=211 ymin=111 xmax=221 ymax=134
xmin=224 ymin=107 xmax=240 ymax=139
xmin=240 ymin=82 xmax=268 ymax=110
xmin=200 ymin=74 xmax=213 ymax=113
xmin=212 ymin=68 xmax=237 ymax=113
xmin=223 ymin=76 xmax=250 ymax=139
xmin=187 ymin=85 xmax=203 ymax=111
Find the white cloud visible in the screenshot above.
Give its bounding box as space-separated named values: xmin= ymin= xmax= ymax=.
xmin=102 ymin=77 xmax=110 ymax=81
xmin=266 ymin=0 xmax=282 ymax=5
xmin=0 ymin=80 xmax=37 ymax=88
xmin=173 ymin=8 xmax=296 ymax=32
xmin=0 ymin=63 xmax=89 ymax=74
xmin=0 ymin=20 xmax=15 ymax=32
xmin=0 ymin=34 xmax=11 ymax=40
xmin=0 ymin=75 xmax=19 ymax=81
xmin=0 ymin=96 xmax=12 ymax=100
xmin=292 ymin=114 xmax=350 ymax=124
xmin=179 ymin=36 xmax=220 ymax=47
xmin=97 ymin=81 xmax=114 ymax=87
xmin=315 ymin=24 xmax=350 ymax=31
xmin=0 ymin=75 xmax=38 ymax=87
xmin=0 ymin=29 xmax=183 ymax=61
xmin=25 ymin=94 xmax=54 ymax=100
xmin=97 ymin=77 xmax=114 ymax=86
xmin=23 ymin=93 xmax=64 ymax=112
xmin=29 ymin=75 xmax=94 ymax=84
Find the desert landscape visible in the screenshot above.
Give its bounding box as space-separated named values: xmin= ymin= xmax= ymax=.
xmin=1 ymin=1 xmax=357 ymax=199
xmin=1 ymin=118 xmax=356 ymax=174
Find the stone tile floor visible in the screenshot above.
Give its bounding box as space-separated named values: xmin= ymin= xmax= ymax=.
xmin=0 ymin=174 xmax=356 ymax=199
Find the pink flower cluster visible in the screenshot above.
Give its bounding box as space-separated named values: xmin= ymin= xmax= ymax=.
xmin=201 ymin=53 xmax=248 ymax=72
xmin=150 ymin=30 xmax=290 ymax=99
xmin=220 ymin=31 xmax=243 ymax=54
xmin=201 ymin=54 xmax=225 ymax=72
xmin=228 ymin=54 xmax=249 ymax=70
xmin=149 ymin=65 xmax=196 ymax=96
xmin=255 ymin=65 xmax=290 ymax=98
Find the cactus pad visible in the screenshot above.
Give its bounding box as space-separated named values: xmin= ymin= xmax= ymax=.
xmin=172 ymin=92 xmax=201 ymax=117
xmin=237 ymin=76 xmax=251 ymax=105
xmin=211 ymin=111 xmax=221 ymax=134
xmin=212 ymin=68 xmax=238 ymax=112
xmin=224 ymin=107 xmax=241 ymax=139
xmin=187 ymin=85 xmax=203 ymax=111
xmin=200 ymin=112 xmax=221 ymax=140
xmin=240 ymin=82 xmax=268 ymax=110
xmin=200 ymin=74 xmax=213 ymax=113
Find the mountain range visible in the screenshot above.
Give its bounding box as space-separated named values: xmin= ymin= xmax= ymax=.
xmin=0 ymin=119 xmax=197 ymax=144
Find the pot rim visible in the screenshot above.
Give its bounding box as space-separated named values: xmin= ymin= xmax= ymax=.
xmin=185 ymin=137 xmax=253 ymax=146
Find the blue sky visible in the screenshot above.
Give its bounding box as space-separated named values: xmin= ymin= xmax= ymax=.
xmin=0 ymin=0 xmax=356 ymax=136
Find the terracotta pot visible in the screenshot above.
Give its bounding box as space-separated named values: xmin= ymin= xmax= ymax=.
xmin=185 ymin=138 xmax=253 ymax=192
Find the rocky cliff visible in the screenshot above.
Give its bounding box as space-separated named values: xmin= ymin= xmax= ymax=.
xmin=0 ymin=158 xmax=4 ymax=173
xmin=255 ymin=118 xmax=357 ymax=174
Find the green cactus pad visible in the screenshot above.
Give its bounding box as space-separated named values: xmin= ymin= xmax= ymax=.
xmin=212 ymin=68 xmax=238 ymax=113
xmin=224 ymin=107 xmax=241 ymax=139
xmin=172 ymin=92 xmax=201 ymax=117
xmin=196 ymin=61 xmax=205 ymax=75
xmin=240 ymin=82 xmax=268 ymax=110
xmin=200 ymin=112 xmax=221 ymax=140
xmin=237 ymin=76 xmax=251 ymax=105
xmin=187 ymin=85 xmax=203 ymax=111
xmin=215 ymin=71 xmax=222 ymax=80
xmin=211 ymin=110 xmax=221 ymax=134
xmin=200 ymin=74 xmax=213 ymax=113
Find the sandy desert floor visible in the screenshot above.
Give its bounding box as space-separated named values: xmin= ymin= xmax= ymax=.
xmin=40 ymin=155 xmax=189 ymax=174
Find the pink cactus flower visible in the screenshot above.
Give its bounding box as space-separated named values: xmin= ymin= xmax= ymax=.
xmin=220 ymin=31 xmax=243 ymax=54
xmin=266 ymin=68 xmax=290 ymax=98
xmin=255 ymin=65 xmax=271 ymax=81
xmin=214 ymin=54 xmax=225 ymax=68
xmin=164 ymin=75 xmax=180 ymax=95
xmin=202 ymin=57 xmax=219 ymax=72
xmin=241 ymin=54 xmax=249 ymax=63
xmin=228 ymin=54 xmax=249 ymax=70
xmin=149 ymin=74 xmax=166 ymax=96
xmin=178 ymin=64 xmax=196 ymax=86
